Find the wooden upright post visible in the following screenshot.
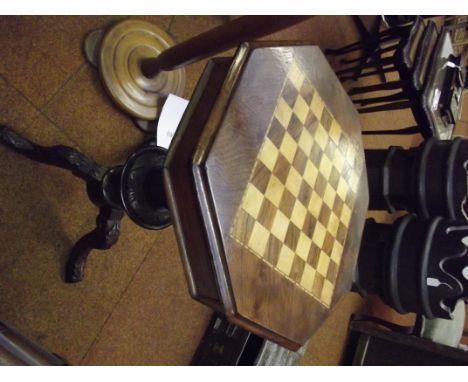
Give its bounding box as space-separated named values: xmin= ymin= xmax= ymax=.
xmin=140 ymin=16 xmax=312 ymax=77
xmin=95 ymin=16 xmax=312 ymax=120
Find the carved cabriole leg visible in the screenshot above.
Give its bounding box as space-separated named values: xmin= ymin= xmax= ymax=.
xmin=0 ymin=125 xmax=123 ymax=283
xmin=66 ymin=206 xmax=124 ymax=283
xmin=1 ymin=126 xmax=170 ymax=283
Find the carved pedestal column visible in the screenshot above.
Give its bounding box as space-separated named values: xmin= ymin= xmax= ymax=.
xmin=365 ymin=137 xmax=468 ymax=220
xmin=356 ymin=216 xmax=468 ymax=319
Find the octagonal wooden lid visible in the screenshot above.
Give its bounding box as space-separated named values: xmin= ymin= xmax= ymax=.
xmin=164 ymin=42 xmax=369 ymax=350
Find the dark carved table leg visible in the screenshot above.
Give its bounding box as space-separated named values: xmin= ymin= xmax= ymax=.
xmin=1 ymin=125 xmax=170 ymax=283
xmin=0 ymin=125 xmax=120 ymax=282
xmin=66 ymin=206 xmax=124 ymax=283
xmin=0 ymin=125 xmax=107 ymax=182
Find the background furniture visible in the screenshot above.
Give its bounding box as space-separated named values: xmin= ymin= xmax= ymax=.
xmin=365 ymin=137 xmax=468 ymax=220
xmin=330 ymin=17 xmax=467 ymax=138
xmin=356 ymin=216 xmax=468 ymax=319
xmin=342 ymin=317 xmax=468 ymax=366
xmin=191 ymin=312 xmax=307 ymax=366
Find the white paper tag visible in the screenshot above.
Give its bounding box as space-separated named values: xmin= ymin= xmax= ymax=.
xmin=157 ymin=94 xmax=189 ymax=149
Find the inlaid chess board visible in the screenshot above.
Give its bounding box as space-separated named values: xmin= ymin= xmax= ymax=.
xmin=230 ymin=62 xmax=359 ymax=307
xmin=165 ymin=44 xmax=369 ymax=351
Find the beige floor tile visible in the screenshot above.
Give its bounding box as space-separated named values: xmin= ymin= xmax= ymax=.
xmin=0 ymin=75 xmax=41 ymax=135
xmin=0 ymin=17 xmax=75 ymax=109
xmin=43 ymin=65 xmax=147 ymax=166
xmin=0 ymin=16 xmax=173 ymax=109
xmin=81 ymin=227 xmax=212 ymax=365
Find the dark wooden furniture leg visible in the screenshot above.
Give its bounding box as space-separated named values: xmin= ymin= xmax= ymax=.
xmin=66 ymin=206 xmax=124 ymax=283
xmin=0 ymin=125 xmax=170 ymax=283
xmin=0 ymin=125 xmax=123 ymax=283
xmin=364 ymin=138 xmax=468 ymax=219
xmin=356 ymin=216 xmax=468 ymax=319
xmin=0 ymin=125 xmax=107 ymax=182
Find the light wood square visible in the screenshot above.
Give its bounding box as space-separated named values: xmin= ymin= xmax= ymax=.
xmin=314 ymin=123 xmax=329 ymax=150
xmin=242 ymin=183 xmax=264 ymax=218
xmin=318 ymin=154 xmax=333 ymax=180
xmin=270 ymin=209 xmax=290 ymax=242
xmin=321 ymin=280 xmax=334 ymax=306
xmin=265 ymin=175 xmax=285 ymax=207
xmin=293 ymin=95 xmax=309 ymax=124
xmin=333 ymin=152 xmax=345 ymax=172
xmin=248 ymin=221 xmax=271 ymax=257
xmin=279 ymin=132 xmax=298 ymax=163
xmin=303 ymin=161 xmax=319 ymax=188
xmin=331 ymin=241 xmax=344 ymax=263
xmin=285 ymin=167 xmax=302 ymax=197
xmin=349 ymin=172 xmax=360 ymax=192
xmin=341 ymin=204 xmax=352 ymax=227
xmin=259 ymin=138 xmax=279 ymax=171
xmin=275 ymin=97 xmax=293 ymax=127
xmin=327 ymin=212 xmax=340 ymax=237
xmin=317 ymin=252 xmax=330 ymax=276
xmin=345 ymin=144 xmax=357 ymax=167
xmin=298 ymin=129 xmax=313 ymax=154
xmin=323 ymin=183 xmax=337 ymax=209
xmin=336 ymin=177 xmax=349 ymax=201
xmin=308 ymin=190 xmax=323 ymax=219
xmin=312 ymin=221 xmax=326 ymax=247
xmin=287 ymin=62 xmax=305 ymax=90
xmin=296 ymin=232 xmax=312 ymax=261
xmin=300 ymin=264 xmax=316 ymax=291
xmin=290 ymin=201 xmax=308 ymax=229
xmin=329 ymin=120 xmax=342 ymax=145
xmin=277 ymin=245 xmax=295 ymax=275
xmin=310 ymin=92 xmax=324 ymax=119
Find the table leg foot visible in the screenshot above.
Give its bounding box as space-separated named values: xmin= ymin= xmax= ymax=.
xmin=65 ymin=206 xmax=124 ymax=283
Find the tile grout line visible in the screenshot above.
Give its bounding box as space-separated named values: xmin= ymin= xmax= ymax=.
xmin=0 ymin=64 xmax=87 ymax=154
xmin=40 ymin=61 xmax=88 ymax=112
xmin=77 ymin=235 xmax=161 ymax=365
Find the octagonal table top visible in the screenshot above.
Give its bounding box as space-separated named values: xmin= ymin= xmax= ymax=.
xmin=164 ymin=42 xmax=369 ymax=350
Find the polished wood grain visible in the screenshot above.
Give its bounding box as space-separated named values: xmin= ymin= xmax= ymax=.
xmin=165 ymin=43 xmax=369 ymax=350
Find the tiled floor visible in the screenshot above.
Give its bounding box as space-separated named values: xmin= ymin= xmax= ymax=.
xmin=0 ymin=16 xmax=465 ymax=366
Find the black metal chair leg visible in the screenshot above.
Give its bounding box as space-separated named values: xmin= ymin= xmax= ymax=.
xmin=358 ymin=100 xmax=413 ymax=113
xmin=362 ymin=125 xmax=421 ymax=135
xmin=348 ymin=80 xmax=407 ymax=95
xmin=325 ymin=31 xmax=404 ymax=57
xmin=349 ymin=16 xmax=389 ymax=83
xmin=341 ymin=43 xmax=399 ymax=65
xmin=353 ymin=91 xmax=408 ymax=106
xmin=65 ymin=206 xmax=124 ymax=283
xmin=340 ymin=66 xmax=398 ymax=82
xmin=336 ymin=56 xmax=395 ymax=76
